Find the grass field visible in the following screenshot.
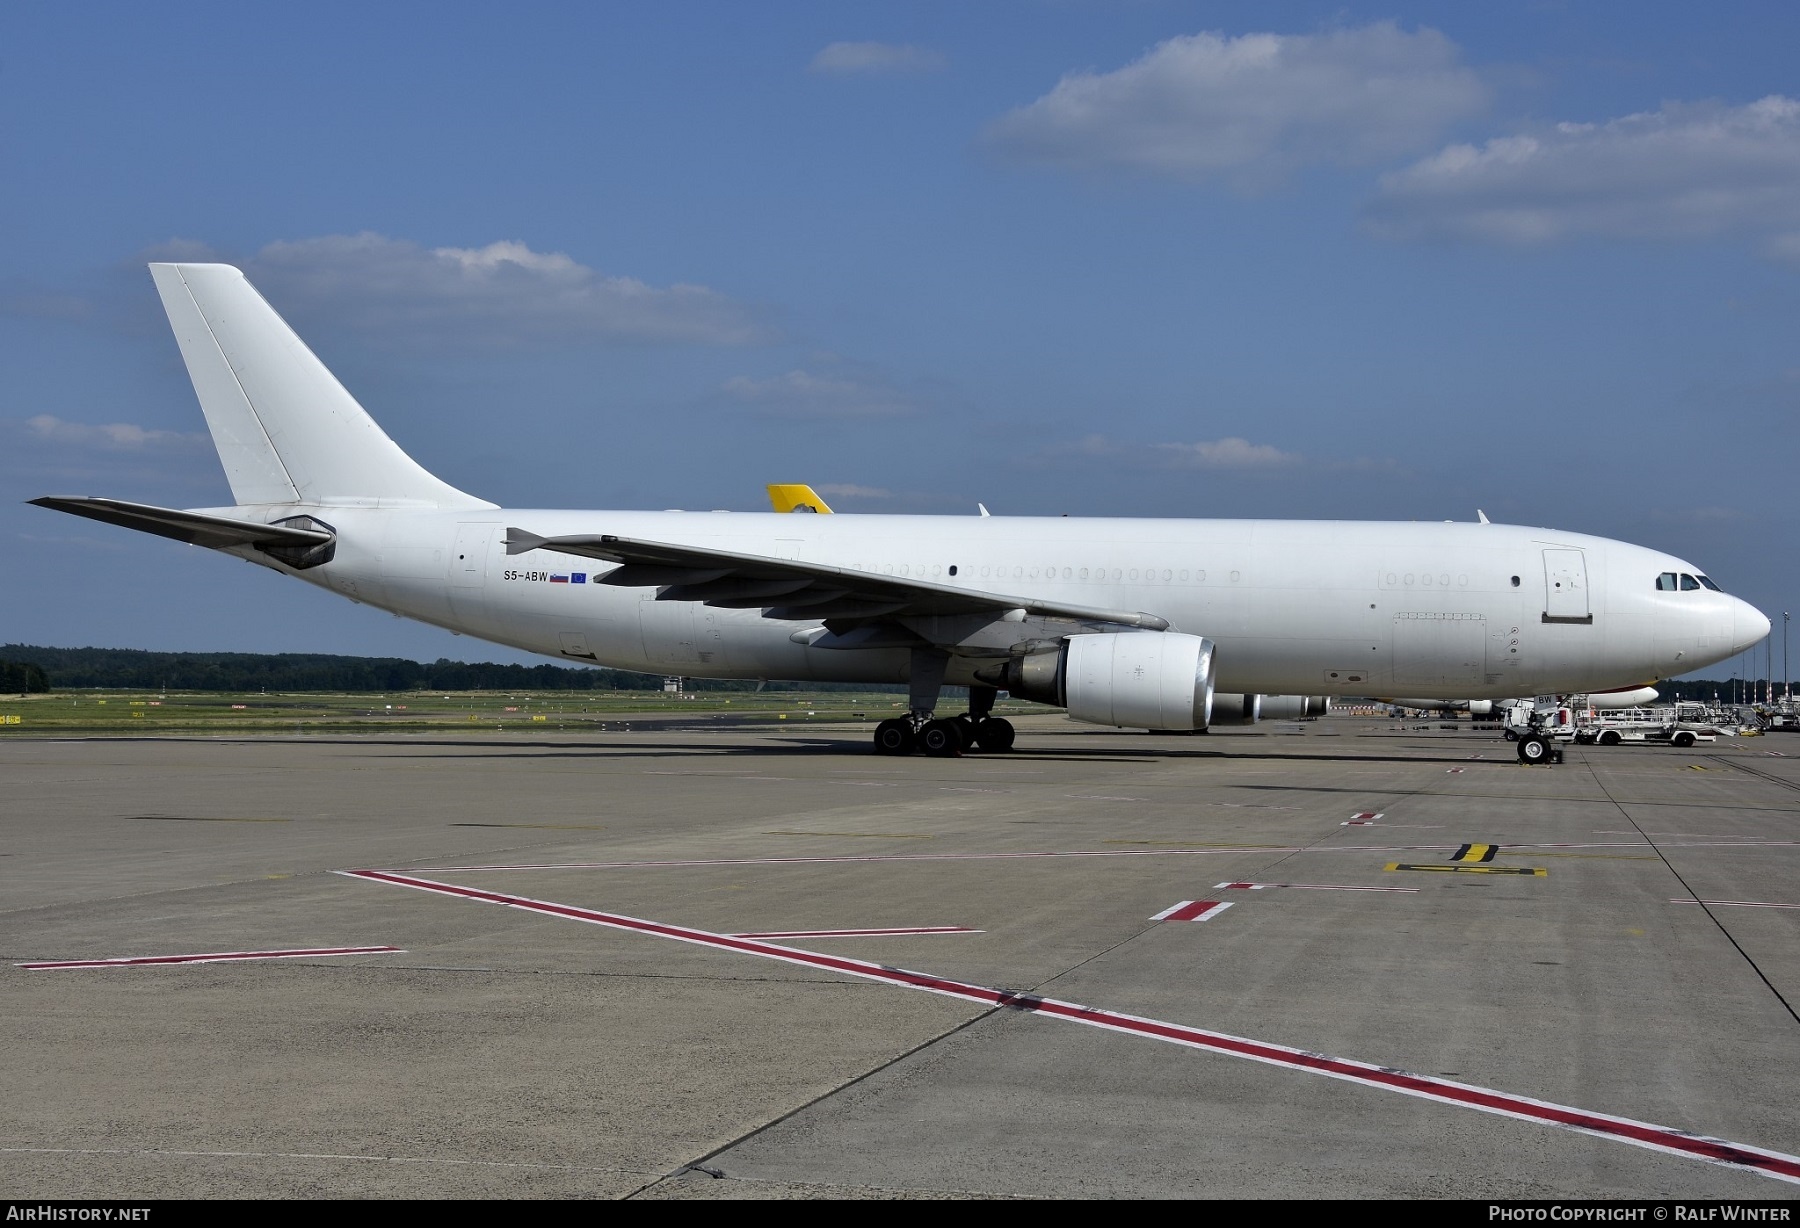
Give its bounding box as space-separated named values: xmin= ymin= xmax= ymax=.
xmin=0 ymin=689 xmax=1040 ymax=735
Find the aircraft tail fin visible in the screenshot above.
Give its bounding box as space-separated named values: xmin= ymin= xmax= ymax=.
xmin=148 ymin=263 xmax=494 ymax=510
xmin=766 ymin=484 xmax=833 ymax=514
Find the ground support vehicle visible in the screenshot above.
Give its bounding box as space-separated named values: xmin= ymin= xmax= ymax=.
xmin=1572 ymin=702 xmax=1730 ymax=748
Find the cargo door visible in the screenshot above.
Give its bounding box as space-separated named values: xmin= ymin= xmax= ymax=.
xmin=1391 ymin=613 xmax=1487 ymax=689
xmin=448 ymin=522 xmax=499 ymax=623
xmin=639 ymin=592 xmax=700 ymax=666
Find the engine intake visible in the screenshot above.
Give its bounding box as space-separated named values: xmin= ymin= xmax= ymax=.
xmin=996 ymin=632 xmax=1216 ymax=731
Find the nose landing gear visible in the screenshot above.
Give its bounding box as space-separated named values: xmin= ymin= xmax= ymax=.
xmin=1516 ymin=734 xmax=1563 ymax=765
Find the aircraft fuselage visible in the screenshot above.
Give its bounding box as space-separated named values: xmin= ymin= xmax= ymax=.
xmin=219 ymin=506 xmax=1758 ymax=699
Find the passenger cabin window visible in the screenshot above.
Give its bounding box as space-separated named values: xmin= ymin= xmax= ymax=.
xmin=1657 ymin=573 xmax=1679 ymax=591
xmin=1680 ymin=574 xmax=1700 ymax=591
xmin=1697 ymin=575 xmax=1722 ymax=591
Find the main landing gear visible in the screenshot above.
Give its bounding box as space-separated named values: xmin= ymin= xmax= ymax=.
xmin=872 ymin=651 xmax=1015 ymax=756
xmin=873 ymin=711 xmax=1015 ymax=757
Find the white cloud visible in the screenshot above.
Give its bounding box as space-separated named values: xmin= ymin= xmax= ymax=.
xmin=193 ymin=233 xmax=767 ymax=348
xmin=810 ymin=41 xmax=945 ymax=76
xmin=23 ymin=415 xmax=206 ymax=451
xmin=1042 ymin=434 xmax=1301 ymax=469
xmin=1367 ymin=95 xmax=1800 ymax=254
xmin=982 ymin=22 xmax=1487 ymax=188
xmin=1153 ymin=437 xmax=1300 ymax=468
xmin=721 ymin=369 xmax=914 ymax=418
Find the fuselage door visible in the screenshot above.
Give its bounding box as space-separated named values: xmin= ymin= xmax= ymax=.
xmin=448 ymin=521 xmax=499 ymax=626
xmin=1542 ymin=549 xmax=1591 ymax=623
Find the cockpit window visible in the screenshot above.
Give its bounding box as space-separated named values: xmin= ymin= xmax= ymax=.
xmin=1697 ymin=575 xmax=1722 ymax=592
xmin=1680 ymin=574 xmax=1700 ymax=591
xmin=1657 ymin=573 xmax=1679 ymax=591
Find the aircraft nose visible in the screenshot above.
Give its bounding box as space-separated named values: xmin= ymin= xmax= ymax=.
xmin=1733 ymin=599 xmax=1772 ymax=654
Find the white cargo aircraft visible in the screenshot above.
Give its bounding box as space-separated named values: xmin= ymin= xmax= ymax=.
xmin=32 ymin=264 xmax=1771 ymax=759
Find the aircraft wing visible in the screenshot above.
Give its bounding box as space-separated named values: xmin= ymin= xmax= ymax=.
xmin=30 ymin=496 xmax=334 ymax=552
xmin=505 ymin=528 xmax=1170 ymax=630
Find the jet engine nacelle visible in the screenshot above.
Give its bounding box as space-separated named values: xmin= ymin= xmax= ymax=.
xmin=1190 ymin=692 xmax=1331 ymax=725
xmin=1258 ymin=694 xmax=1309 ymax=720
xmin=1210 ymin=692 xmax=1262 ymax=726
xmin=1001 ymin=632 xmax=1216 ymax=731
xmin=1589 ymin=687 xmax=1659 ymax=709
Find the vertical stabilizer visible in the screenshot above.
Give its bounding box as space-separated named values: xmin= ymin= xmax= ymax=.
xmin=149 ymin=263 xmax=493 ymax=509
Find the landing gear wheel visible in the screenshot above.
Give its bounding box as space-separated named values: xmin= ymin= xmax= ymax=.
xmin=920 ymin=718 xmax=965 ymax=758
xmin=1517 ymin=734 xmax=1552 ymax=765
xmin=974 ymin=717 xmax=1015 ymax=752
xmin=953 ymin=713 xmax=978 ymax=750
xmin=873 ymin=718 xmax=916 ymax=755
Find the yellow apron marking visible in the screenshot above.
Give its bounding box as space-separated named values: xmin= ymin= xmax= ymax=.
xmin=1452 ymin=843 xmax=1497 ymax=863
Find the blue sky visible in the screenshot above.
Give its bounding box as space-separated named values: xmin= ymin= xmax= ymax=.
xmin=3 ymin=2 xmax=1796 ymax=681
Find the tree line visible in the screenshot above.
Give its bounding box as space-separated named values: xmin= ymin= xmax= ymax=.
xmin=0 ymin=645 xmax=902 ymax=694
xmin=0 ymin=660 xmax=49 ymax=693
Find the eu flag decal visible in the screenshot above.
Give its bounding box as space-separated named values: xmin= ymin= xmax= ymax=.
xmin=571 ymin=573 xmax=587 ymax=584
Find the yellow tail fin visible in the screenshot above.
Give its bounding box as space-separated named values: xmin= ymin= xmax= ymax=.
xmin=766 ymin=484 xmax=834 ymax=514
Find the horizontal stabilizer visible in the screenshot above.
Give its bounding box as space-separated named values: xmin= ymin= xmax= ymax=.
xmin=505 ymin=527 xmax=1171 ymax=630
xmin=30 ymin=496 xmax=332 ymax=552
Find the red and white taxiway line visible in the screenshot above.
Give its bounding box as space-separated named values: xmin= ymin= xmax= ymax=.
xmin=339 ymin=868 xmax=1800 ymax=1186
xmin=1149 ymin=900 xmax=1233 ymax=922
